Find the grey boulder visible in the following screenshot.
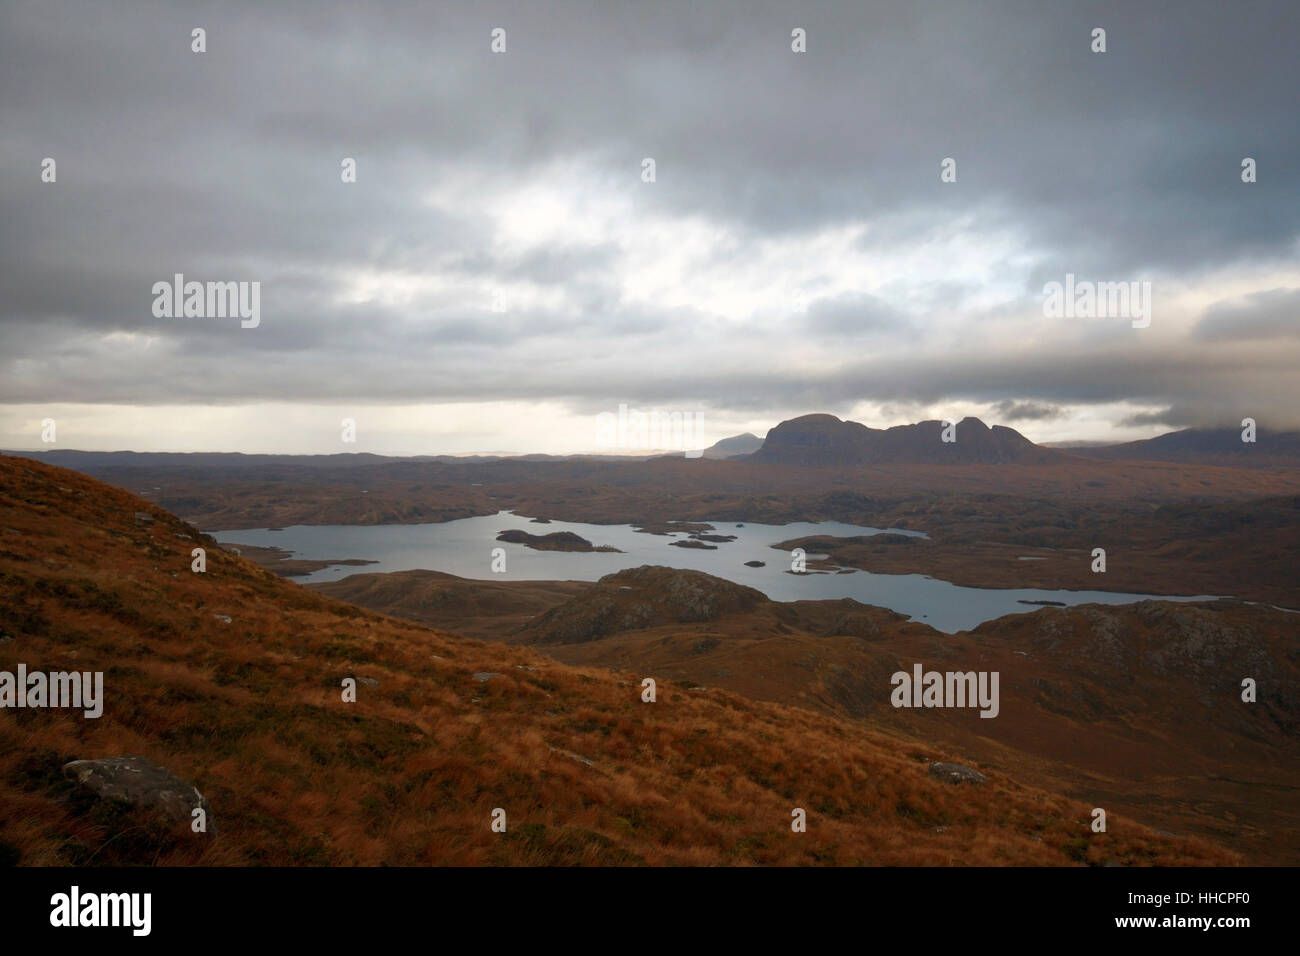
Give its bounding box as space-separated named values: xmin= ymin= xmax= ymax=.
xmin=928 ymin=761 xmax=987 ymax=784
xmin=63 ymin=755 xmax=216 ymax=835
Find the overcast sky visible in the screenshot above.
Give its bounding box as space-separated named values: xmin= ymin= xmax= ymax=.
xmin=2 ymin=0 xmax=1297 ymax=454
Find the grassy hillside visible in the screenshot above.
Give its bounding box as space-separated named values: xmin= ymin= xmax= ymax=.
xmin=0 ymin=453 xmax=1236 ymax=865
xmin=320 ymin=567 xmax=1300 ymax=864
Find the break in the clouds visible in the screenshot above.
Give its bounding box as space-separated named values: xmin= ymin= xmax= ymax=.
xmin=2 ymin=0 xmax=1298 ymax=453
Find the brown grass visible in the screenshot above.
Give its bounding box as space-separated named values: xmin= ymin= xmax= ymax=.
xmin=0 ymin=453 xmax=1237 ymax=866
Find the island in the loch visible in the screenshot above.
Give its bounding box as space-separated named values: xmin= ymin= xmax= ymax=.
xmin=495 ymin=529 xmax=622 ymax=552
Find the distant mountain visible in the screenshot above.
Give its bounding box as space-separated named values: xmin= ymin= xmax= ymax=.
xmin=1072 ymin=427 xmax=1300 ymax=466
xmin=747 ymin=414 xmax=1066 ymax=466
xmin=700 ymin=432 xmax=764 ymax=459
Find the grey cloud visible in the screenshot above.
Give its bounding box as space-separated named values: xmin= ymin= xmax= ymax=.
xmin=1 ymin=0 xmax=1298 ymax=441
xmin=990 ymin=401 xmax=1064 ymax=423
xmin=1194 ymin=288 xmax=1300 ymax=342
xmin=1120 ymin=407 xmax=1182 ymax=428
xmin=802 ymin=293 xmax=912 ymax=337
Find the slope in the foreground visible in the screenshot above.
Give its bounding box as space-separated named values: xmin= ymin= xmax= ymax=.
xmin=0 ymin=454 xmax=1234 ymax=865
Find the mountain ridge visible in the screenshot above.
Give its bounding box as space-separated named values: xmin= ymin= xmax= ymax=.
xmin=1071 ymin=426 xmax=1300 ymax=466
xmin=747 ymin=415 xmax=1069 ymax=466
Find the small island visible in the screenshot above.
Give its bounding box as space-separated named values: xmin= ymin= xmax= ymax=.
xmin=219 ymin=543 xmax=378 ymax=578
xmin=634 ymin=521 xmax=716 ymax=536
xmin=495 ymin=529 xmax=622 ymax=552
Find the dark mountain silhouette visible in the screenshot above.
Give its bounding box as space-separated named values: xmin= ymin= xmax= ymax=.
xmin=700 ymin=432 xmax=764 ymax=459
xmin=1072 ymin=426 xmax=1300 ymax=466
xmin=747 ymin=414 xmax=1067 ymax=466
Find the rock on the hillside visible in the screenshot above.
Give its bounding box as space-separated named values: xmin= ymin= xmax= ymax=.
xmin=63 ymin=755 xmax=216 ymax=835
xmin=928 ymin=761 xmax=987 ymax=784
xmin=472 ymin=672 xmax=503 ymax=682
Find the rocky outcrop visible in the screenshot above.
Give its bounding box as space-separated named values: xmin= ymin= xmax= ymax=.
xmin=929 ymin=761 xmax=987 ymax=784
xmin=63 ymin=755 xmax=216 ymax=835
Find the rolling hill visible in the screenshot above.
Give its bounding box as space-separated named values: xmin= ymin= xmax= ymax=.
xmin=1073 ymin=426 xmax=1300 ymax=468
xmin=701 ymin=433 xmax=765 ymax=459
xmin=0 ymin=452 xmax=1236 ymax=866
xmin=318 ymin=565 xmax=1300 ymax=864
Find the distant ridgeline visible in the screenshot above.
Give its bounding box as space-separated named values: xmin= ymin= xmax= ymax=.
xmin=746 ymin=415 xmax=1066 ymax=466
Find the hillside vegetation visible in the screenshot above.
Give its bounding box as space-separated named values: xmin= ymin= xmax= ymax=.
xmin=0 ymin=453 xmax=1236 ymax=866
xmin=322 ymin=566 xmax=1300 ymax=863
